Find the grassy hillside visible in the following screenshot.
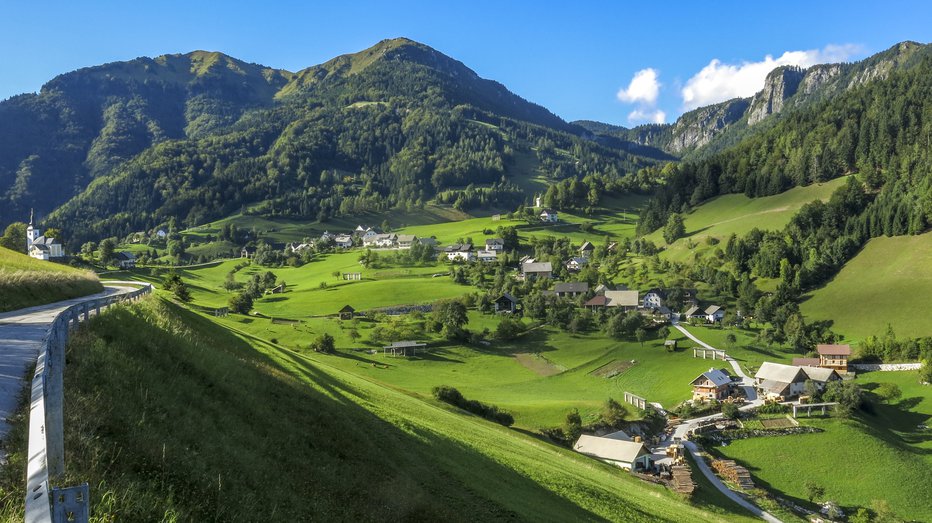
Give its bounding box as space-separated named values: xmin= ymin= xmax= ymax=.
xmin=0 ymin=246 xmax=102 ymax=312
xmin=712 ymin=371 xmax=932 ymax=521
xmin=646 ymin=177 xmax=848 ymax=262
xmin=0 ymin=298 xmax=756 ymax=521
xmin=801 ymin=232 xmax=932 ymax=342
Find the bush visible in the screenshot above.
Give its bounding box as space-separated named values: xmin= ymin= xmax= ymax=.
xmin=228 ymin=292 xmax=253 ymax=314
xmin=757 ymin=401 xmax=789 ymax=414
xmin=432 ymin=385 xmax=514 ymax=427
xmin=310 ymin=333 xmax=335 ymax=353
xmin=721 ymin=402 xmax=740 ymax=419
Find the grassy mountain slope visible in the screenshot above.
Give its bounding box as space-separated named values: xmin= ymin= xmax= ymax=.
xmin=0 ymin=246 xmax=101 ymax=311
xmin=0 ymin=297 xmax=756 ymax=521
xmin=801 ymin=232 xmax=932 ymax=342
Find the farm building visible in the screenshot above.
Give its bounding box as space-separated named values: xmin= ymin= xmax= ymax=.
xmin=704 ymin=305 xmax=725 ymax=323
xmin=564 ymin=257 xmax=588 ymax=272
xmin=444 ymin=244 xmax=474 ymax=262
xmin=584 ymin=295 xmax=610 ymax=310
xmin=690 ymin=368 xmax=733 ymax=401
xmin=476 ymin=250 xmax=499 ymax=262
xmin=396 ymin=234 xmax=418 ymax=249
xmin=339 ymin=305 xmax=356 ymax=321
xmin=604 ymin=290 xmax=639 ymax=311
xmin=554 ymin=282 xmax=589 ymax=298
xmin=642 ymin=288 xmax=666 ymax=309
xmin=115 ymin=251 xmax=136 ymax=269
xmin=485 ymin=238 xmax=505 ymax=251
xmin=754 ymin=362 xmax=841 ymax=399
xmin=495 ymin=293 xmax=519 ymax=313
xmin=334 ymin=235 xmax=354 ymax=248
xmin=241 ymin=247 xmax=256 ymax=259
xmin=522 ymin=261 xmax=553 ymax=280
xmin=383 ymin=341 xmax=427 ymax=357
xmin=573 ymin=435 xmax=652 ymax=471
xmin=816 ymin=344 xmax=852 ymax=372
xmin=539 ymin=208 xmax=559 ymax=223
xmin=579 ymin=241 xmax=595 ymax=257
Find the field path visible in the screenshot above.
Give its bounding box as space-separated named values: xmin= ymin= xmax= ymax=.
xmin=0 ymin=284 xmax=140 ymax=463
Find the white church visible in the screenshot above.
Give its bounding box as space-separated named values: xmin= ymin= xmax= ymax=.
xmin=26 ymin=210 xmax=64 ymax=260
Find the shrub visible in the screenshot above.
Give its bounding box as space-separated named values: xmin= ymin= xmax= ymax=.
xmin=432 ymin=385 xmax=514 ymax=427
xmin=757 ymin=401 xmax=789 ymax=414
xmin=310 ymin=333 xmax=335 ymax=353
xmin=228 ymin=292 xmax=253 ymax=314
xmin=721 ymin=402 xmax=739 ymax=420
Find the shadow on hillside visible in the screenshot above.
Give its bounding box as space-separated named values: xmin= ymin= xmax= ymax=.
xmin=117 ymin=301 xmax=614 ymax=521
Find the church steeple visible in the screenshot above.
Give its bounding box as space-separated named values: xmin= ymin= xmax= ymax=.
xmin=26 ymin=208 xmax=39 ymax=251
xmin=29 ymin=208 xmax=34 ymax=227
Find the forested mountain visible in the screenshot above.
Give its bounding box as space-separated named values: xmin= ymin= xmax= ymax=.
xmin=578 ymin=41 xmax=932 ymax=159
xmin=0 ymin=38 xmax=659 ymax=243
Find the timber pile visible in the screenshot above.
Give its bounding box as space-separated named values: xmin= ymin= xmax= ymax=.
xmin=712 ymin=459 xmax=754 ymax=490
xmin=670 ymin=465 xmax=696 ymax=495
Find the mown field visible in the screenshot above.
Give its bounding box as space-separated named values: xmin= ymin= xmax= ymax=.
xmin=0 ymin=246 xmax=102 ymax=312
xmin=0 ymin=297 xmax=757 ymax=522
xmin=802 ymin=232 xmax=932 ymax=342
xmin=713 ymin=371 xmax=932 ymax=521
xmin=646 ymin=177 xmax=848 ymax=262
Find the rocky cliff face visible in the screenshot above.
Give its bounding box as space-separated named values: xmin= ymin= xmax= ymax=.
xmin=669 ymin=98 xmax=750 ymax=152
xmin=747 ymin=66 xmax=806 ymax=125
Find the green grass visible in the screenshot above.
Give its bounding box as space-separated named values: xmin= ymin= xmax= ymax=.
xmin=713 ymin=371 xmax=932 ymax=521
xmin=0 ymin=297 xmax=756 ymax=521
xmin=0 ymin=246 xmax=102 ymax=312
xmin=647 ymin=178 xmax=848 ymax=262
xmin=801 ymin=232 xmax=932 ymax=342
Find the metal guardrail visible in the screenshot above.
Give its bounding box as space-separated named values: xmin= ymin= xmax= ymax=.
xmin=25 ymin=283 xmax=153 ymax=523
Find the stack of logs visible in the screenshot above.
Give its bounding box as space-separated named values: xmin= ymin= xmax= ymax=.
xmin=712 ymin=459 xmax=754 ymax=490
xmin=670 ymin=465 xmax=696 ymax=495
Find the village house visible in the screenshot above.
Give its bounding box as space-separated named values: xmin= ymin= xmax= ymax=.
xmin=754 ymin=362 xmax=841 ymax=399
xmin=494 ymin=293 xmax=519 ymax=313
xmin=522 ymin=261 xmax=553 ymax=280
xmin=320 ymin=231 xmax=335 ymax=242
xmin=115 ymin=251 xmax=136 ymax=269
xmin=539 ymin=208 xmax=559 ymax=223
xmin=642 ymin=288 xmax=666 ymax=309
xmin=573 ymin=435 xmax=652 ymax=471
xmin=604 ymin=290 xmax=640 ymax=311
xmin=444 ymin=244 xmax=474 ymax=262
xmin=288 ymin=241 xmax=314 ymax=254
xmin=704 ymin=305 xmax=725 ymax=323
xmin=554 ymin=282 xmax=589 ymax=298
xmin=241 ymin=246 xmax=256 ymax=259
xmin=396 ymin=234 xmax=418 ymax=249
xmin=373 ymin=233 xmax=398 ymax=248
xmin=417 ymin=237 xmax=438 ymax=248
xmin=564 ymin=257 xmax=588 ymax=272
xmin=579 ymin=241 xmax=595 ymax=257
xmin=690 ymin=368 xmax=734 ymax=401
xmin=485 ymin=238 xmax=505 ymax=252
xmin=584 ymin=295 xmax=610 ymax=310
xmin=334 ymin=234 xmax=354 ymax=249
xmin=476 ymin=249 xmax=499 ymax=263
xmin=816 ymin=344 xmax=852 ymax=373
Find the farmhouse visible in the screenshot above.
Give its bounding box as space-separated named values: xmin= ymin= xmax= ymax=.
xmin=339 ymin=305 xmax=356 ymax=321
xmin=522 ymin=261 xmax=553 ymax=281
xmin=573 ymin=435 xmax=652 ymax=471
xmin=475 ymin=249 xmax=498 ymax=262
xmin=373 ymin=233 xmax=399 ymax=248
xmin=642 ymin=288 xmax=666 ymax=309
xmin=539 ymin=208 xmax=559 ymax=223
xmin=704 ymin=305 xmax=725 ymax=323
xmin=754 ymin=362 xmax=841 ymax=399
xmin=334 ymin=235 xmax=354 ymax=248
xmin=816 ymin=344 xmax=852 ymax=372
xmin=241 ymin=246 xmax=256 ymax=259
xmin=485 ymin=238 xmax=505 ymax=252
xmin=554 ymin=282 xmax=589 ymax=298
xmin=690 ymin=368 xmax=733 ymax=401
xmin=564 ymin=257 xmax=588 ymax=272
xmin=444 ymin=244 xmax=474 ymax=262
xmin=396 ymin=234 xmax=418 ymax=249
xmin=494 ymin=293 xmax=519 ymax=313
xmin=579 ymin=241 xmax=595 ymax=257
xmin=584 ymin=295 xmax=610 ymax=310
xmin=115 ymin=251 xmax=136 ymax=269
xmin=684 ymin=305 xmax=703 ymax=321
xmin=604 ymin=290 xmax=639 ymax=311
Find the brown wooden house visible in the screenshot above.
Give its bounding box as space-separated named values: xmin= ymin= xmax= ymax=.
xmin=690 ymin=368 xmax=733 ymax=401
xmin=816 ymin=344 xmax=851 ymax=372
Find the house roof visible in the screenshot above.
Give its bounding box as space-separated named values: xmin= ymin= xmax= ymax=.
xmin=644 ymin=288 xmax=667 ymax=298
xmin=584 ymin=295 xmax=609 ymax=307
xmin=816 ymin=344 xmax=851 ymax=356
xmin=691 ymin=368 xmax=732 ymax=387
xmin=33 ymin=235 xmax=60 ymax=246
xmin=31 ymin=244 xmax=50 ymax=252
xmin=116 ymin=251 xmax=136 ymax=261
xmin=384 ymin=341 xmax=426 ymax=348
xmin=396 ymin=234 xmax=417 ymax=242
xmin=555 ymin=282 xmax=589 ymax=294
xmin=486 ymin=238 xmax=504 ymax=246
xmin=522 ymin=261 xmax=552 ymax=273
xmin=339 ymin=305 xmax=355 ymax=313
xmin=580 ymin=241 xmax=595 ymax=251
xmin=539 ymin=208 xmax=557 ymax=215
xmin=566 ymin=257 xmax=588 ymax=266
xmin=704 ymin=305 xmax=722 ymax=315
xmin=418 ymin=237 xmax=438 ymax=246
xmin=604 ymin=290 xmax=639 ymax=307
xmin=801 ymin=366 xmax=840 ymax=383
xmin=754 ymin=362 xmax=806 ymax=384
xmin=684 ymin=306 xmax=701 ymax=317
xmin=757 ymin=379 xmax=791 ymax=395
xmin=791 ymin=357 xmax=821 ymax=367
xmin=602 ymin=429 xmax=632 ymax=441
xmin=334 ymin=234 xmax=353 ymax=242
xmin=573 ymin=435 xmax=649 ymax=464
xmin=444 ymin=243 xmax=473 ymax=253
xmin=497 ymin=293 xmax=518 ymax=304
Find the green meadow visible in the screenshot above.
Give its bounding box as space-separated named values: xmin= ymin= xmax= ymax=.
xmin=0 ymin=246 xmax=102 ymax=311
xmin=802 ymin=232 xmax=932 ymax=342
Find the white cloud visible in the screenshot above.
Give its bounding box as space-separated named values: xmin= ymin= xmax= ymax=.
xmin=627 ymin=108 xmax=667 ymax=125
xmin=616 ymin=68 xmax=661 ymax=104
xmin=680 ymin=44 xmax=864 ymax=110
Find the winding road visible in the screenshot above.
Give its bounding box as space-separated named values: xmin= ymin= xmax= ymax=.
xmin=667 ymin=321 xmax=782 ymax=523
xmin=0 ymin=284 xmax=139 ymax=463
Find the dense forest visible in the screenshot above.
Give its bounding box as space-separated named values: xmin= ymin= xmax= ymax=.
xmin=22 ymin=39 xmax=658 ymax=244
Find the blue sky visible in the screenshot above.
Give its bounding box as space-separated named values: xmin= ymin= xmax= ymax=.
xmin=1 ymin=1 xmax=929 ymax=125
